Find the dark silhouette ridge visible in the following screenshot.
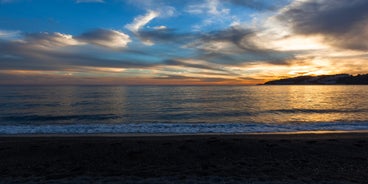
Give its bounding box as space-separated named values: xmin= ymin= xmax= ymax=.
xmin=264 ymin=74 xmax=368 ymax=85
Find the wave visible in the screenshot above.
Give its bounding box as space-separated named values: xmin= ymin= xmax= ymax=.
xmin=0 ymin=111 xmax=254 ymax=123
xmin=0 ymin=122 xmax=368 ymax=134
xmin=1 ymin=114 xmax=121 ymax=122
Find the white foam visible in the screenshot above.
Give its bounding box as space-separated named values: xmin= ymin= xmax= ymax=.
xmin=0 ymin=122 xmax=368 ymax=134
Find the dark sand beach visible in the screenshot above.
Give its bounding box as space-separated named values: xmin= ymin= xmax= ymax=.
xmin=0 ymin=133 xmax=367 ymax=183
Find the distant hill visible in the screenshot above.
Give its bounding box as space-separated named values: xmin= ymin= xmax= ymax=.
xmin=264 ymin=74 xmax=368 ymax=85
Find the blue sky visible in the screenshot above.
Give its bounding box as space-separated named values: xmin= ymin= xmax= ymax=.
xmin=0 ymin=0 xmax=266 ymax=35
xmin=0 ymin=0 xmax=367 ymax=85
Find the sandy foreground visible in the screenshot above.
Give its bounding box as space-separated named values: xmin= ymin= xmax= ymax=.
xmin=0 ymin=132 xmax=367 ymax=183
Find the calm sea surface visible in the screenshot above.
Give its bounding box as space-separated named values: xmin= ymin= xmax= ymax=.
xmin=0 ymin=85 xmax=368 ymax=134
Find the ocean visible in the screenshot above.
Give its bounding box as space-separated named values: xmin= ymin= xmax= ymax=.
xmin=0 ymin=85 xmax=368 ymax=134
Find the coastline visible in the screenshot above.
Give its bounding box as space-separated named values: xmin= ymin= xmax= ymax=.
xmin=1 ymin=132 xmax=367 ymax=183
xmin=1 ymin=129 xmax=368 ymax=138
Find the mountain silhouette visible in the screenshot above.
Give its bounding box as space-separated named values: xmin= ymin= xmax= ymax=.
xmin=264 ymin=74 xmax=368 ymax=85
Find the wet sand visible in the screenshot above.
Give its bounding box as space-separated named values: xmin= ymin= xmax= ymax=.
xmin=0 ymin=133 xmax=367 ymax=183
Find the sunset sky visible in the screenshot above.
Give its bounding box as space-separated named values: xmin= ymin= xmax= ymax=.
xmin=0 ymin=0 xmax=367 ymax=85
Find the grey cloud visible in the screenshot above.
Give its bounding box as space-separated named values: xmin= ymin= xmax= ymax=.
xmin=23 ymin=32 xmax=80 ymax=47
xmin=0 ymin=25 xmax=299 ymax=75
xmin=201 ymin=51 xmax=296 ymax=66
xmin=153 ymin=74 xmax=196 ymax=80
xmin=44 ymin=51 xmax=155 ymax=69
xmin=77 ymin=29 xmax=131 ymax=49
xmin=0 ymin=39 xmax=154 ymax=71
xmin=21 ymin=29 xmax=131 ymax=50
xmin=163 ymin=59 xmax=229 ymax=73
xmin=225 ymin=0 xmax=276 ymax=10
xmin=200 ymin=27 xmax=258 ymax=52
xmin=0 ymin=40 xmax=57 ymax=70
xmin=138 ymin=29 xmax=194 ymax=44
xmin=278 ymin=0 xmax=368 ymax=50
xmin=198 ymin=77 xmax=236 ymax=83
xmin=190 ymin=27 xmax=297 ymax=65
xmin=135 ymin=26 xmax=297 ymax=66
xmin=136 ymin=26 xmax=258 ymax=50
xmin=153 ymin=74 xmax=239 ymax=83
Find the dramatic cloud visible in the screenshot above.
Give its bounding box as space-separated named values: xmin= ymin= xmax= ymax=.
xmin=277 ymin=0 xmax=368 ymax=50
xmin=184 ymin=26 xmax=298 ymax=66
xmin=77 ymin=29 xmax=131 ymax=49
xmin=133 ymin=25 xmax=296 ymax=66
xmin=1 ymin=0 xmax=368 ymax=85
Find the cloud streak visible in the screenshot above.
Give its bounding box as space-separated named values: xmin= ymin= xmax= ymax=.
xmin=225 ymin=0 xmax=276 ymax=10
xmin=125 ymin=10 xmax=159 ymax=33
xmin=77 ymin=29 xmax=131 ymax=49
xmin=0 ymin=30 xmax=20 ymax=40
xmin=125 ymin=10 xmax=159 ymax=45
xmin=23 ymin=32 xmax=82 ymax=48
xmin=186 ymin=0 xmax=229 ymax=16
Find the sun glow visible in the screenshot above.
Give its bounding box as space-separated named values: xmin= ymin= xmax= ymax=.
xmin=271 ymin=36 xmax=329 ymax=51
xmin=84 ymin=67 xmax=126 ymax=73
xmin=288 ymin=70 xmax=331 ymax=76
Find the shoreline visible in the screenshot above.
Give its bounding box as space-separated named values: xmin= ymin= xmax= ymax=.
xmin=1 ymin=132 xmax=367 ymax=183
xmin=2 ymin=122 xmax=368 ymax=135
xmin=1 ymin=129 xmax=368 ymax=138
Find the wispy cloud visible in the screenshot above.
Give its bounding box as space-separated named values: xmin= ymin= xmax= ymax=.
xmin=10 ymin=29 xmax=131 ymax=50
xmin=77 ymin=29 xmax=131 ymax=49
xmin=127 ymin=0 xmax=176 ymax=17
xmin=0 ymin=38 xmax=154 ymax=72
xmin=185 ymin=0 xmax=241 ymax=31
xmin=0 ymin=29 xmax=21 ymax=40
xmin=163 ymin=59 xmax=229 ymax=73
xmin=186 ymin=0 xmax=229 ymax=16
xmin=125 ymin=10 xmax=159 ymax=33
xmin=125 ymin=10 xmax=160 ymax=45
xmin=152 ymin=26 xmax=167 ymax=30
xmin=138 ymin=28 xmax=193 ymax=45
xmin=22 ymin=32 xmax=82 ymax=49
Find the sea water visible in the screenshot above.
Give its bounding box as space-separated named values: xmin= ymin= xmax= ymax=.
xmin=0 ymin=85 xmax=368 ymax=134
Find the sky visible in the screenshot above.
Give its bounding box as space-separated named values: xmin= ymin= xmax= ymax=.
xmin=0 ymin=0 xmax=367 ymax=85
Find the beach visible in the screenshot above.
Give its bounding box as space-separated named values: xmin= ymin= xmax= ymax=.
xmin=0 ymin=132 xmax=367 ymax=183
